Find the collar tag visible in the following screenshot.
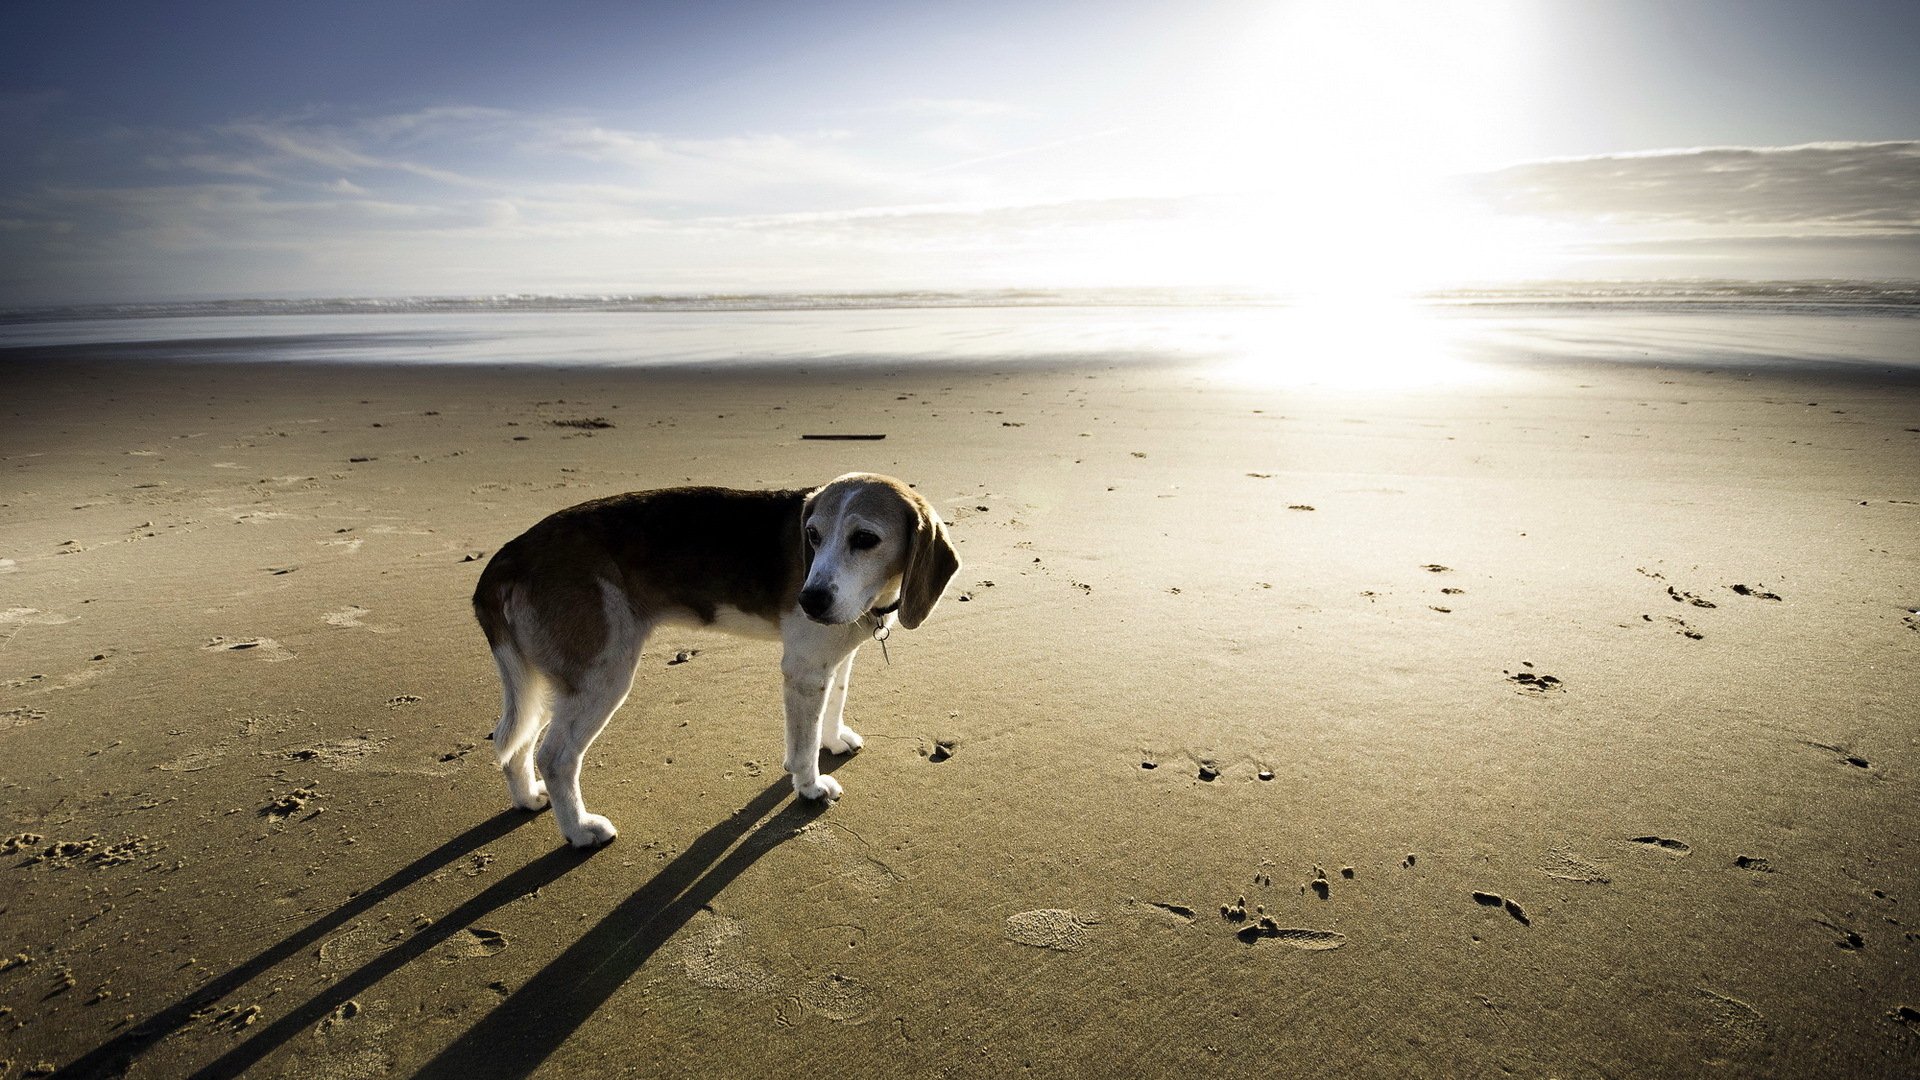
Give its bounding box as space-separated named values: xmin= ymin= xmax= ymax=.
xmin=867 ymin=598 xmax=900 ymax=666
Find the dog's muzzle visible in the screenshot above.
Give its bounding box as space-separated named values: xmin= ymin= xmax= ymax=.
xmin=798 ymin=586 xmax=836 ymax=623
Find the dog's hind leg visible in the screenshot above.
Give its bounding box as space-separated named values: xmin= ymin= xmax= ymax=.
xmin=822 ymin=650 xmax=863 ymax=756
xmin=536 ymin=588 xmax=646 ymax=848
xmin=490 ymin=644 xmax=550 ymax=811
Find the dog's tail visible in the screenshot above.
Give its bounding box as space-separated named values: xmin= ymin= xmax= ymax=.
xmin=471 ymin=542 xmax=524 ymax=649
xmin=472 ymin=541 xmax=551 ymax=777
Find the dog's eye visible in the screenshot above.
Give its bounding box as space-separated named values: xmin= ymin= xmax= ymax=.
xmin=848 ymin=530 xmax=880 ymax=551
xmin=804 ymin=526 xmax=821 ymax=547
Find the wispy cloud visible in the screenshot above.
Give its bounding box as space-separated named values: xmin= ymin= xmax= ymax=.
xmin=222 ymin=120 xmax=495 ymax=188
xmin=1465 ymin=141 xmax=1920 ymax=231
xmin=537 ymin=125 xmax=918 ymax=209
xmin=4 ymin=112 xmax=1915 ymax=305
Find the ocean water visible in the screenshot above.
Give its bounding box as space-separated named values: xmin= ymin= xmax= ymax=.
xmin=2 ymin=284 xmax=1915 ymax=387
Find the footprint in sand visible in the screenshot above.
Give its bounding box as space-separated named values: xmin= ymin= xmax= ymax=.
xmin=1139 ymin=901 xmax=1198 ymax=923
xmin=315 ymin=1000 xmax=362 ymax=1037
xmin=203 ymin=637 xmax=294 ymax=661
xmin=283 ymin=736 xmax=390 ymax=768
xmin=1666 ymin=585 xmax=1717 ymax=609
xmin=1803 ymin=741 xmax=1871 ymax=770
xmin=23 ymin=834 xmax=163 ymax=869
xmin=1504 ymin=664 xmax=1563 ymax=693
xmin=669 ymin=909 xmax=776 ymax=992
xmin=1471 ymin=891 xmax=1532 ymax=926
xmin=792 ymin=822 xmax=900 ymax=893
xmin=438 ymin=927 xmax=509 ymax=963
xmin=1695 ymin=988 xmax=1770 ymax=1057
xmin=1814 ymin=918 xmax=1864 ymax=950
xmin=1539 ymin=849 xmax=1612 ymax=884
xmin=665 ymin=906 xmax=882 ymax=1024
xmin=798 ymin=973 xmax=880 ymax=1024
xmin=2 ymin=706 xmax=47 ymax=729
xmin=1004 ymin=909 xmax=1099 ymax=952
xmin=1 ymin=607 xmax=76 ymax=633
xmin=201 ymin=1004 xmax=263 ymax=1032
xmin=318 ymin=925 xmax=393 ymax=971
xmin=6 ymin=650 xmax=122 ymax=694
xmin=1629 ymin=835 xmax=1692 ymax=855
xmin=259 ymin=786 xmax=323 ymax=821
xmin=323 ymin=606 xmax=373 ymax=629
xmin=1642 ymin=613 xmax=1704 ymax=639
xmin=1237 ymin=921 xmax=1348 ymax=949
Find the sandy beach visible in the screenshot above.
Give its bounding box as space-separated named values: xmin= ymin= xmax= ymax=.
xmin=2 ymin=316 xmax=1918 ymax=1078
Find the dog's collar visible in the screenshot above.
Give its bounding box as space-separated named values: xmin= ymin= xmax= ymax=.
xmin=862 ymin=599 xmax=901 ymax=664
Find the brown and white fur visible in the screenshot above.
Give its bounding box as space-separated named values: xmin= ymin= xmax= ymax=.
xmin=472 ymin=473 xmax=959 ymax=848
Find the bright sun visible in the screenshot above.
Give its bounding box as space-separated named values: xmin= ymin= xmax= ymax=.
xmin=1187 ymin=1 xmax=1560 ymax=299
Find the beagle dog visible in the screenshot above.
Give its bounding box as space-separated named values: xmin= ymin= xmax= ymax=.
xmin=472 ymin=473 xmax=959 ymax=848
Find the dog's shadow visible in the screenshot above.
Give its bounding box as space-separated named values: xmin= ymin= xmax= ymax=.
xmin=59 ymin=778 xmax=823 ymax=1079
xmin=415 ymin=780 xmax=830 ymax=1077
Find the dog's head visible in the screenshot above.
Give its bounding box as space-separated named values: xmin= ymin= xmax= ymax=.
xmin=798 ymin=473 xmax=959 ymax=629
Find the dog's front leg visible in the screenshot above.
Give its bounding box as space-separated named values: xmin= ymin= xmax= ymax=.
xmin=781 ymin=620 xmax=859 ymax=800
xmin=822 ymin=650 xmax=863 ymax=755
xmin=782 ymin=657 xmax=841 ymax=801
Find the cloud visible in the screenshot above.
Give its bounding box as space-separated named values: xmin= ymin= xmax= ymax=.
xmin=144 ymin=108 xmax=972 ymax=212
xmin=7 ymin=117 xmax=1917 ymax=305
xmin=354 ymin=106 xmax=523 ymax=143
xmin=223 ymin=120 xmax=492 ymax=188
xmin=1464 ymin=141 xmax=1920 ymax=231
xmin=538 ymin=125 xmax=909 ymax=208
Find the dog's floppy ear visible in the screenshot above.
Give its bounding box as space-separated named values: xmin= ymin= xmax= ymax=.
xmin=899 ymin=492 xmax=959 ymax=630
xmin=799 ymin=487 xmax=820 ymax=565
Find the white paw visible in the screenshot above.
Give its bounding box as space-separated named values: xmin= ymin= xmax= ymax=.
xmin=510 ymin=779 xmax=550 ymax=812
xmin=824 ymin=727 xmax=864 ymax=755
xmin=795 ymin=774 xmax=843 ymax=802
xmin=562 ymin=812 xmax=618 ymax=848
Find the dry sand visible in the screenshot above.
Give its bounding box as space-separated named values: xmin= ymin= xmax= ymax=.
xmin=1 ymin=344 xmax=1917 ymax=1078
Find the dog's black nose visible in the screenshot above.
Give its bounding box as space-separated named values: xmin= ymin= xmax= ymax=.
xmin=798 ymin=586 xmax=834 ymax=620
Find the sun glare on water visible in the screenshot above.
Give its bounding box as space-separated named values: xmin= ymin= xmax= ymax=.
xmin=1205 ymin=299 xmax=1492 ymax=391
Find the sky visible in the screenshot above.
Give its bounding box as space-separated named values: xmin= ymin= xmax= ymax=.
xmin=2 ymin=0 xmax=1917 ymax=305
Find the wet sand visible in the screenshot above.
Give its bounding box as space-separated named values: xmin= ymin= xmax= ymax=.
xmin=1 ymin=345 xmax=1917 ymax=1078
